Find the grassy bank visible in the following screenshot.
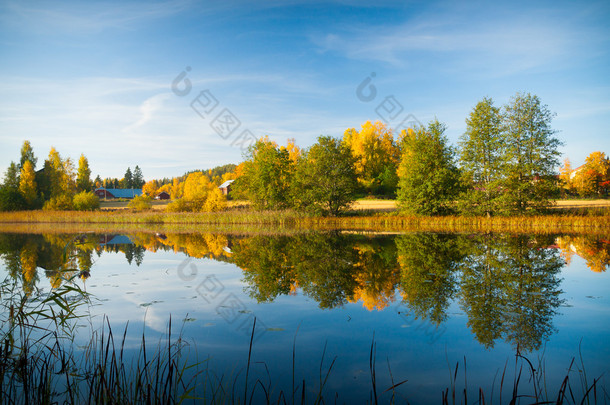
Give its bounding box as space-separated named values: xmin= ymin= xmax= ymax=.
xmin=0 ymin=206 xmax=609 ymax=235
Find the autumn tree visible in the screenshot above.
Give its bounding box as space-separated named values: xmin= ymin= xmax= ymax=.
xmin=142 ymin=180 xmax=159 ymax=197
xmin=76 ymin=154 xmax=92 ymax=192
xmin=19 ymin=160 xmax=38 ymax=207
xmin=574 ymin=151 xmax=610 ymax=196
xmin=291 ymin=136 xmax=358 ymax=216
xmin=343 ymin=121 xmax=400 ymax=195
xmin=500 ymin=93 xmax=562 ymax=213
xmin=558 ymin=158 xmax=576 ymax=195
xmin=397 ymin=119 xmax=460 ymax=215
xmin=19 ymin=140 xmax=37 ymax=170
xmin=458 ymin=97 xmax=504 ymax=216
xmin=233 ymin=137 xmax=294 ymax=209
xmin=41 ymin=147 xmax=76 ymax=210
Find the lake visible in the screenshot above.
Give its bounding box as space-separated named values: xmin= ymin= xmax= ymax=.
xmin=1 ymin=230 xmax=609 ymax=403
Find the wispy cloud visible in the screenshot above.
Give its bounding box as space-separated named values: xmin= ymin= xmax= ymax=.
xmin=0 ymin=0 xmax=193 ymax=35
xmin=312 ymin=4 xmax=591 ymax=77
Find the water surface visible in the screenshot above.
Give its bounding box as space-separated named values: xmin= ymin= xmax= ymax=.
xmin=1 ymin=231 xmax=609 ymax=403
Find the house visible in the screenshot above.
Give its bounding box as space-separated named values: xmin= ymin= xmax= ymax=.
xmin=155 ymin=191 xmax=170 ymax=200
xmin=94 ymin=187 xmax=143 ymax=199
xmin=218 ymin=180 xmax=234 ymax=196
xmin=569 ymin=165 xmax=585 ymax=180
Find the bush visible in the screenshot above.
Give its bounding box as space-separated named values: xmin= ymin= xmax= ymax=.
xmin=127 ymin=195 xmax=152 ymax=211
xmin=43 ymin=194 xmax=75 ymax=211
xmin=0 ymin=187 xmax=28 ymax=211
xmin=73 ymin=191 xmax=100 ymax=211
xmin=203 ymin=188 xmax=227 ymax=212
xmin=165 ymin=198 xmax=192 ymax=212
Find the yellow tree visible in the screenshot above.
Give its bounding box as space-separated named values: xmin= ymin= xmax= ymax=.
xmin=19 ymin=160 xmax=38 ymax=207
xmin=343 ymin=120 xmax=400 ymax=194
xmin=558 ymin=158 xmax=576 ymax=195
xmin=282 ymin=138 xmax=302 ymax=164
xmin=585 ymin=151 xmax=610 ymax=195
xmin=142 ymin=180 xmax=159 ymax=197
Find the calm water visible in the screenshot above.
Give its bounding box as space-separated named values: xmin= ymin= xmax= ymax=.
xmin=1 ymin=231 xmax=609 ymax=403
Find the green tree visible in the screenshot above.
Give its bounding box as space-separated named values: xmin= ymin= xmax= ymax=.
xmin=500 ymin=93 xmax=562 ymax=214
xmin=233 ymin=137 xmax=293 ymax=209
xmin=397 ymin=119 xmax=460 ymax=215
xmin=292 ymin=136 xmax=358 ymax=216
xmin=19 ymin=140 xmax=37 ymax=170
xmin=0 ymin=187 xmax=27 ymax=211
xmin=133 ymin=165 xmax=145 ymax=188
xmin=73 ymin=191 xmax=100 ymax=211
xmin=3 ymin=162 xmax=20 ymax=189
xmin=76 ymin=154 xmax=92 ymax=192
xmin=123 ymin=167 xmax=133 ymax=189
xmin=458 ymin=97 xmax=503 ymax=216
xmin=19 ymin=160 xmax=38 ymax=207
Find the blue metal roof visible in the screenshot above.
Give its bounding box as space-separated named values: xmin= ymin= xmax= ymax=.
xmin=96 ymin=188 xmax=142 ymax=198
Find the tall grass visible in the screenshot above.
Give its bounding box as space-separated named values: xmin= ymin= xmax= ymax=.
xmin=1 ymin=206 xmax=609 ymax=235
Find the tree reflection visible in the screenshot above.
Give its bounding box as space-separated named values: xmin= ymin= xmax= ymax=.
xmin=231 ymin=232 xmax=399 ymax=309
xmin=2 ymin=230 xmax=607 ymax=352
xmin=459 ymin=234 xmax=564 ymax=352
xmin=395 ymin=233 xmax=463 ymax=325
xmin=556 ymin=235 xmax=610 ymax=272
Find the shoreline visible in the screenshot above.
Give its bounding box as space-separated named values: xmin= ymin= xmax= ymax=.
xmin=0 ymin=206 xmax=609 ymax=235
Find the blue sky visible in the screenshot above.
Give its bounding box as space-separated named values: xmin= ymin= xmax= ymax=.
xmin=1 ymin=0 xmax=609 ymax=180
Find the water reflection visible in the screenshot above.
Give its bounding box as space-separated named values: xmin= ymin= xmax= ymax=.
xmin=0 ymin=231 xmax=608 ymax=351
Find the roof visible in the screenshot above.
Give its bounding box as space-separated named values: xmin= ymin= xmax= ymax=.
xmin=95 ymin=188 xmax=143 ymax=198
xmin=218 ymin=180 xmax=234 ymax=188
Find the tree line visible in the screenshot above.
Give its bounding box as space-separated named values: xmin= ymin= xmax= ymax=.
xmin=3 ymin=91 xmax=606 ymax=215
xmin=233 ymin=92 xmax=572 ymax=216
xmin=0 ymin=143 xmax=149 ymax=211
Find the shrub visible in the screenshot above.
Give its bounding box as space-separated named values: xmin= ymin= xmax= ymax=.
xmin=73 ymin=191 xmax=100 ymax=211
xmin=203 ymin=188 xmax=227 ymax=212
xmin=0 ymin=187 xmax=28 ymax=211
xmin=165 ymin=198 xmax=192 ymax=212
xmin=128 ymin=195 xmax=152 ymax=211
xmin=43 ymin=194 xmax=75 ymax=211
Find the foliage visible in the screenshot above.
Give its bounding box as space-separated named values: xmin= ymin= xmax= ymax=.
xmin=458 ymin=97 xmax=504 ymax=216
xmin=43 ymin=194 xmax=75 ymax=210
xmin=19 ymin=160 xmax=38 ymax=207
xmin=165 ymin=198 xmax=191 ymax=212
xmin=292 ymin=136 xmax=358 ymax=216
xmin=397 ymin=119 xmax=460 ymax=215
xmin=0 ymin=186 xmax=27 ymax=211
xmin=132 ymin=165 xmax=145 ymax=188
xmin=203 ymin=187 xmax=227 ymax=212
xmin=3 ymin=161 xmax=20 ymax=189
xmin=76 ymin=154 xmax=92 ymax=192
xmin=343 ymin=121 xmax=400 ymax=195
xmin=73 ymin=191 xmax=100 ymax=211
xmin=499 ymin=92 xmax=562 ymax=214
xmin=19 ymin=140 xmax=37 ymax=170
xmin=127 ymin=195 xmax=152 ymax=211
xmin=233 ymin=137 xmax=294 ymax=209
xmin=571 ymin=151 xmax=610 ymax=196
xmin=142 ymin=179 xmax=159 ymax=197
